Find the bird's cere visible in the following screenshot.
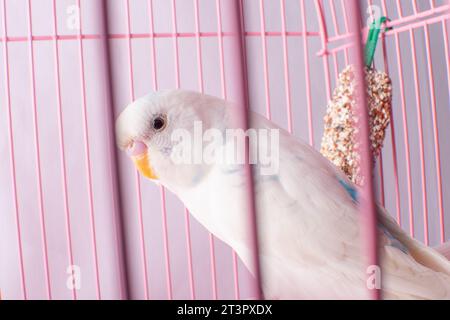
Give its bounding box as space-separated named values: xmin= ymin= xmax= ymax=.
xmin=170 ymin=121 xmax=280 ymax=176
xmin=127 ymin=140 xmax=148 ymax=157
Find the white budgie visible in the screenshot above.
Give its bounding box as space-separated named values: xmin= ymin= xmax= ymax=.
xmin=116 ymin=90 xmax=450 ymax=299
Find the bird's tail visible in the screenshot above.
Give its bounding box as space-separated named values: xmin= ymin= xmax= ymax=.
xmin=375 ymin=205 xmax=450 ymax=299
xmin=377 ymin=205 xmax=450 ymax=277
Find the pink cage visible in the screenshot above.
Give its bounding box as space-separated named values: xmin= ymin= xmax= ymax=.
xmin=0 ymin=0 xmax=449 ymax=300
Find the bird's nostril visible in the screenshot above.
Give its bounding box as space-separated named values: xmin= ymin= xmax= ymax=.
xmin=127 ymin=140 xmax=147 ymax=157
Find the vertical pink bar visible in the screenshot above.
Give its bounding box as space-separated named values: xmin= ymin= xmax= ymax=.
xmin=216 ymin=0 xmax=227 ymax=98
xmin=339 ymin=0 xmax=350 ymax=65
xmin=168 ymin=0 xmax=192 ymax=300
xmin=147 ymin=0 xmax=158 ymax=90
xmin=159 ymin=188 xmax=173 ymax=299
xmin=344 ymin=48 xmax=349 ymax=66
xmin=26 ymin=0 xmax=51 ymax=299
xmin=171 ymin=0 xmax=180 ymax=88
xmin=222 ymin=0 xmax=262 ymax=299
xmin=377 ymin=156 xmax=385 ymax=206
xmin=346 ymin=1 xmax=380 ymax=300
xmin=412 ymin=0 xmax=419 ymax=14
xmin=443 ymin=21 xmax=450 ymax=107
xmin=259 ymin=0 xmax=272 ymax=120
xmin=423 ymin=24 xmax=445 ymax=244
xmin=367 ymin=0 xmax=373 ymax=14
xmin=300 ymin=0 xmax=314 ymax=146
xmin=370 ymin=12 xmax=386 ymax=208
xmin=409 ymin=28 xmax=429 ymax=245
xmin=97 ymin=1 xmax=129 ymax=300
xmin=216 ymin=0 xmax=240 ymax=300
xmin=381 ymin=35 xmax=402 ymax=225
xmin=1 ymin=0 xmax=27 ymax=300
xmin=430 ymin=0 xmax=435 ymax=9
xmin=164 ymin=0 xmax=190 ymax=300
xmin=380 ymin=0 xmax=388 ymax=16
xmin=368 ymin=0 xmax=385 ymax=207
xmin=183 ymin=7 xmax=197 ymax=288
xmin=194 ymin=0 xmax=204 ymax=93
xmin=314 ymin=0 xmax=332 ymax=101
xmin=238 ymin=0 xmax=250 ymax=107
xmin=329 ymin=0 xmax=340 ymax=36
xmin=332 ymin=52 xmax=339 ymax=79
xmin=194 ymin=0 xmax=218 ymax=300
xmin=367 ymin=0 xmax=376 ymax=45
xmin=183 ymin=208 xmax=195 ymax=299
xmin=206 ymin=231 xmax=218 ymax=298
xmin=127 ymin=0 xmax=150 ymax=300
xmin=76 ymin=0 xmax=101 ymax=299
xmin=51 ymin=0 xmax=76 ymax=300
xmin=172 ymin=0 xmax=197 ymax=299
xmin=99 ymin=0 xmax=129 ymax=300
xmin=394 ymin=33 xmax=415 ymax=236
xmin=389 ymin=121 xmax=402 ymax=224
xmin=280 ymin=0 xmax=293 ymax=132
xmin=366 ymin=11 xmax=386 ymax=205
xmin=396 ymin=0 xmax=403 ymax=18
xmin=340 ymin=0 xmax=349 ymax=34
xmin=147 ymin=0 xmax=183 ymax=299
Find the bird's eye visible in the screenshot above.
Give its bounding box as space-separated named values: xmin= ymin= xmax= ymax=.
xmin=152 ymin=116 xmax=166 ymax=131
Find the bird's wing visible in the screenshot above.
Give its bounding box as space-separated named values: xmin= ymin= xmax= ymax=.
xmin=246 ymin=111 xmax=450 ymax=299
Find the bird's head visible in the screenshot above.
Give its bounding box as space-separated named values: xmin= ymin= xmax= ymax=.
xmin=116 ymin=90 xmax=227 ymax=190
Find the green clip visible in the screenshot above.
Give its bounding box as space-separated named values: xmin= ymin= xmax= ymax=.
xmin=364 ymin=17 xmax=392 ymax=67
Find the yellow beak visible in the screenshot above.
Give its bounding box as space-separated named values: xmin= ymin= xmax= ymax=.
xmin=131 ymin=153 xmax=158 ymax=180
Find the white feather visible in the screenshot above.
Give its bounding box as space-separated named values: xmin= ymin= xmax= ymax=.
xmin=117 ymin=90 xmax=450 ymax=299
